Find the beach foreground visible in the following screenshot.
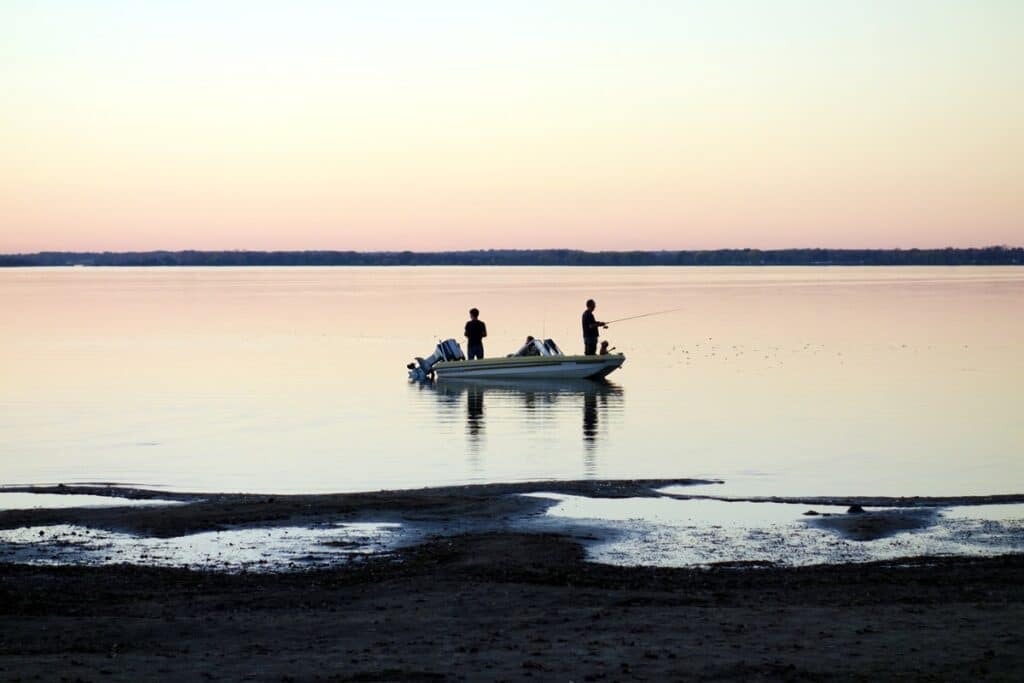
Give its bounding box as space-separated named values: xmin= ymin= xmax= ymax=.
xmin=1 ymin=482 xmax=1023 ymax=681
xmin=1 ymin=538 xmax=1022 ymax=681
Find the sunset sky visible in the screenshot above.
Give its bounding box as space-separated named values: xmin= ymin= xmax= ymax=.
xmin=2 ymin=1 xmax=1022 ymax=252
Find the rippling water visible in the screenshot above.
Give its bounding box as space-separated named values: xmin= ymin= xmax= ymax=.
xmin=2 ymin=266 xmax=1021 ymax=496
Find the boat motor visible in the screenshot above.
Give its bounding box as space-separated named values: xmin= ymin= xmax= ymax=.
xmin=408 ymin=339 xmax=465 ymax=381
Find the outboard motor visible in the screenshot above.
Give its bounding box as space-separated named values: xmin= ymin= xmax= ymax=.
xmin=407 ymin=339 xmax=465 ymax=381
xmin=438 ymin=339 xmax=465 ymax=361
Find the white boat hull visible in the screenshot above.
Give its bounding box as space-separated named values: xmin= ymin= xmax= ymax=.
xmin=432 ymin=354 xmax=625 ymax=380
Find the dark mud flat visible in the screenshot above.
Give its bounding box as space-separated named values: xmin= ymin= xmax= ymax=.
xmin=1 ymin=534 xmax=1022 ymax=681
xmin=0 ymin=479 xmax=712 ymax=538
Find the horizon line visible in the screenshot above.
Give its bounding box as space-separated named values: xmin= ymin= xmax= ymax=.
xmin=4 ymin=245 xmax=1023 ymax=257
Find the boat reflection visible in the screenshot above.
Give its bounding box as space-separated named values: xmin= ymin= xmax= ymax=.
xmin=420 ymin=378 xmax=624 ymax=473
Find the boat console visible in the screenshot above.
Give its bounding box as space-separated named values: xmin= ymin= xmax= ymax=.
xmin=511 ymin=338 xmax=564 ymax=357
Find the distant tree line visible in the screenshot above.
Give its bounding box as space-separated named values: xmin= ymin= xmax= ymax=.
xmin=0 ymin=247 xmax=1021 ymax=267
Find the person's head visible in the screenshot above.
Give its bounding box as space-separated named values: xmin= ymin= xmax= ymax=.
xmin=600 ymin=340 xmax=609 ymax=349
xmin=586 ymin=299 xmax=596 ymax=311
xmin=526 ymin=335 xmax=534 ymax=343
xmin=469 ymin=308 xmax=479 ymax=319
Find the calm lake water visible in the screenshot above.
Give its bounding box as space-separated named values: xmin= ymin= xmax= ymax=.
xmin=2 ymin=266 xmax=1022 ymax=497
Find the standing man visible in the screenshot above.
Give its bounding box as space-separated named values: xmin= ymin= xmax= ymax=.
xmin=465 ymin=308 xmax=487 ymax=360
xmin=581 ymin=299 xmax=606 ymax=355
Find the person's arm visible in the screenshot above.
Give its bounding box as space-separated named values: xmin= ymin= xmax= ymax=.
xmin=464 ymin=322 xmax=470 ymax=338
xmin=482 ymin=322 xmax=487 ymax=338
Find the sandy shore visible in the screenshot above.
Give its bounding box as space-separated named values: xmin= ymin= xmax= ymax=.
xmin=1 ymin=481 xmax=1023 ymax=680
xmin=2 ymin=540 xmax=1023 ymax=681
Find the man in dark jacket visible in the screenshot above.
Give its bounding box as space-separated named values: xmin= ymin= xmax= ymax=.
xmin=465 ymin=308 xmax=487 ymax=360
xmin=581 ymin=299 xmax=606 ymax=355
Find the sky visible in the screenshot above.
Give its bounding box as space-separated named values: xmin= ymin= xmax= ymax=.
xmin=1 ymin=1 xmax=1022 ymax=252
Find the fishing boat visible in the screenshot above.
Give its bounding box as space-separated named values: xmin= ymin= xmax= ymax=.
xmin=407 ymin=338 xmax=625 ymax=381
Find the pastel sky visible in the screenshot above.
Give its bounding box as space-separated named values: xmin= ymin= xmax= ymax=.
xmin=2 ymin=1 xmax=1022 ymax=252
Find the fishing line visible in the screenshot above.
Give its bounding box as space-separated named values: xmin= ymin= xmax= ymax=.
xmin=603 ymin=307 xmax=685 ymax=325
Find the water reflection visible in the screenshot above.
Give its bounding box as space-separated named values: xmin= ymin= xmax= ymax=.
xmin=583 ymin=392 xmax=598 ymax=444
xmin=421 ymin=379 xmax=624 ymax=474
xmin=466 ymin=385 xmax=485 ymax=440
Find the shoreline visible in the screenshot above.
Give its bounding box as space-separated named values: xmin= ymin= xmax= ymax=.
xmin=0 ymin=479 xmax=715 ymax=538
xmin=4 ymin=480 xmax=1022 ymax=536
xmin=2 ymin=480 xmax=1023 ymax=571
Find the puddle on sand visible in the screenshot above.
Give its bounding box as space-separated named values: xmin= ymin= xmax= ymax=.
xmin=0 ymin=493 xmax=185 ymax=510
xmin=2 ymin=494 xmax=1022 ymax=572
xmin=942 ymin=504 xmax=1024 ymax=522
xmin=0 ymin=522 xmax=415 ymax=572
xmin=530 ymin=494 xmax=1024 ymax=567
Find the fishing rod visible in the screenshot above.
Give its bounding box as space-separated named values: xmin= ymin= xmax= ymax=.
xmin=603 ymin=307 xmax=685 ymax=325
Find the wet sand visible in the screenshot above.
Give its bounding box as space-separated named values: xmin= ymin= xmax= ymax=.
xmin=2 ymin=481 xmax=1023 ymax=680
xmin=0 ymin=480 xmax=712 ymax=538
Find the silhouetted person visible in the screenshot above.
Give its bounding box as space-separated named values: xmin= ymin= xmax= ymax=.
xmin=599 ymin=340 xmax=616 ymax=355
xmin=581 ymin=299 xmax=607 ymax=355
xmin=465 ymin=308 xmax=487 ymax=360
